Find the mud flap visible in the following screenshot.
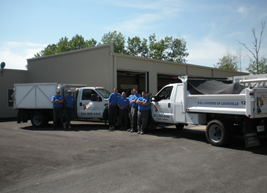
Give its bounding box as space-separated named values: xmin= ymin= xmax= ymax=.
xmin=244 ymin=118 xmax=260 ymax=148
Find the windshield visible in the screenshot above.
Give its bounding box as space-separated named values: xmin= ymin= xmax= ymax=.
xmin=95 ymin=89 xmax=111 ymax=99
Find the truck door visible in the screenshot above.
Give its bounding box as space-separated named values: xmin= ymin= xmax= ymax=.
xmin=152 ymin=86 xmax=174 ymax=123
xmin=77 ymin=89 xmax=104 ymax=118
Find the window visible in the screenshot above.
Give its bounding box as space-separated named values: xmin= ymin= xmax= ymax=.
xmin=8 ymin=89 xmax=14 ymax=107
xmin=82 ymin=89 xmax=98 ymax=100
xmin=156 ymin=86 xmax=173 ymax=100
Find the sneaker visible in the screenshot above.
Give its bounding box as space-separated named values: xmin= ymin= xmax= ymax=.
xmin=127 ymin=129 xmax=131 ymax=132
xmin=137 ymin=131 xmax=141 ymax=134
xmin=63 ymin=122 xmax=66 ymax=129
xmin=140 ymin=132 xmax=144 ymax=135
xmin=68 ymin=125 xmax=71 ymax=129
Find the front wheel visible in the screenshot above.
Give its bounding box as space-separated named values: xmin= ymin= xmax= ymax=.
xmin=31 ymin=112 xmax=47 ymax=127
xmin=205 ymin=120 xmax=231 ymax=147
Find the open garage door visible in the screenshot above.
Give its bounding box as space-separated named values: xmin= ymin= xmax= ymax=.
xmin=157 ymin=74 xmax=182 ymax=92
xmin=117 ymin=71 xmax=148 ymax=96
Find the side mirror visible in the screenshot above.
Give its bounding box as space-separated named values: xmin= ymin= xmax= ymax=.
xmin=152 ymin=96 xmax=158 ymax=101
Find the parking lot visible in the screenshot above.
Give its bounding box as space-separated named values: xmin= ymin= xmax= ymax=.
xmin=1 ymin=120 xmax=267 ymax=193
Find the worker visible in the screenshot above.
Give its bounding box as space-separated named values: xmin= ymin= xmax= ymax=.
xmin=51 ymin=90 xmax=64 ymax=129
xmin=117 ymin=92 xmax=129 ymax=130
xmin=108 ymin=88 xmax=121 ymax=130
xmin=136 ymin=91 xmax=151 ymax=135
xmin=64 ymin=90 xmax=75 ymax=129
xmin=128 ymin=88 xmax=141 ymax=132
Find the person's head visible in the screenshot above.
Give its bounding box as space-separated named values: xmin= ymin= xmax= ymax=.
xmin=67 ymin=90 xmax=72 ymax=97
xmin=121 ymin=92 xmax=126 ymax=98
xmin=142 ymin=91 xmax=147 ymax=97
xmin=114 ymin=88 xmax=118 ymax=94
xmin=132 ymin=88 xmax=137 ymax=95
xmin=56 ymin=90 xmax=60 ymax=96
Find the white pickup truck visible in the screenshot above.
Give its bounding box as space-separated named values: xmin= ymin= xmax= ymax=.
xmin=151 ymin=75 xmax=267 ymax=147
xmin=14 ymin=83 xmax=111 ymax=127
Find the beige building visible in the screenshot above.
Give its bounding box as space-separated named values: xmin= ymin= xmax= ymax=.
xmin=1 ymin=44 xmax=248 ymax=118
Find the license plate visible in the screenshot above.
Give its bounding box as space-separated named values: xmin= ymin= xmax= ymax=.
xmin=257 ymin=125 xmax=265 ymax=132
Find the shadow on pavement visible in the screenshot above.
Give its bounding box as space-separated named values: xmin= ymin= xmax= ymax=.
xmin=20 ymin=123 xmax=267 ymax=155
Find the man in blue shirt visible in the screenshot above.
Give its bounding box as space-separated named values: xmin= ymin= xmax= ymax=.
xmin=128 ymin=88 xmax=141 ymax=132
xmin=136 ymin=91 xmax=151 ymax=135
xmin=117 ymin=92 xmax=129 ymax=130
xmin=64 ymin=90 xmax=75 ymax=129
xmin=51 ymin=90 xmax=64 ymax=129
xmin=108 ymin=88 xmax=121 ymax=130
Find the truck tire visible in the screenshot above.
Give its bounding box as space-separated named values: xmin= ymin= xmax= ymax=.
xmin=31 ymin=112 xmax=47 ymax=127
xmin=205 ymin=120 xmax=231 ymax=147
xmin=175 ymin=123 xmax=184 ymax=130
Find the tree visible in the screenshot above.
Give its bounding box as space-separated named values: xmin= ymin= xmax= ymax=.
xmin=56 ymin=37 xmax=70 ymax=53
xmin=214 ymin=52 xmax=239 ymax=71
xmin=34 ymin=35 xmax=97 ymax=57
xmin=127 ymin=36 xmax=142 ymax=56
xmin=166 ymin=37 xmax=189 ymax=63
xmin=68 ymin=34 xmax=86 ymax=50
xmin=100 ymin=31 xmax=126 ymax=54
xmin=238 ymin=21 xmax=266 ymax=74
xmin=85 ymin=38 xmax=97 ymax=48
xmin=246 ymin=56 xmax=267 ymax=74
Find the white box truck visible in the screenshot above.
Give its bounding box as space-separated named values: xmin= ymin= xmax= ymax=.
xmin=151 ymin=75 xmax=267 ymax=147
xmin=14 ymin=83 xmax=111 ymax=127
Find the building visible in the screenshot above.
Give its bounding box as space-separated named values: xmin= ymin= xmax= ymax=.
xmin=0 ymin=44 xmax=248 ymax=118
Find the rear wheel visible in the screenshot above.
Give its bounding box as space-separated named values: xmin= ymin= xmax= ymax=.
xmin=31 ymin=112 xmax=47 ymax=127
xmin=175 ymin=123 xmax=184 ymax=130
xmin=205 ymin=120 xmax=232 ymax=147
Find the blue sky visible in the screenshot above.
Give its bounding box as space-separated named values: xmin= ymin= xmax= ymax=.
xmin=0 ymin=0 xmax=266 ymax=71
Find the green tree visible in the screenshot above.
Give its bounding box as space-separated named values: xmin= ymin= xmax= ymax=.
xmin=215 ymin=53 xmax=239 ymax=71
xmin=100 ymin=31 xmax=126 ymax=54
xmin=140 ymin=38 xmax=149 ymax=58
xmin=85 ymin=38 xmax=97 ymax=48
xmin=166 ymin=37 xmax=189 ymax=63
xmin=127 ymin=36 xmax=142 ymax=56
xmin=246 ymin=56 xmax=267 ymax=74
xmin=148 ymin=34 xmax=168 ymax=60
xmin=42 ymin=44 xmax=57 ymax=56
xmin=56 ymin=37 xmax=70 ymax=53
xmin=68 ymin=34 xmax=86 ymax=50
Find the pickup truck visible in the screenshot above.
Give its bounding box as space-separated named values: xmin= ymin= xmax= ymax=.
xmin=14 ymin=83 xmax=111 ymax=127
xmin=151 ymin=75 xmax=267 ymax=147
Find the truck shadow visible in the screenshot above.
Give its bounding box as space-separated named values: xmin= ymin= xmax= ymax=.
xmin=146 ymin=127 xmax=267 ymax=155
xmin=21 ymin=123 xmax=109 ymax=131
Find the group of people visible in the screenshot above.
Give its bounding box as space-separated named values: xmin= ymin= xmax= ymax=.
xmin=51 ymin=90 xmax=74 ymax=129
xmin=108 ymin=88 xmax=151 ymax=135
xmin=51 ymin=87 xmax=151 ymax=134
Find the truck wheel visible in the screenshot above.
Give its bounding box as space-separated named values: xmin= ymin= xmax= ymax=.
xmin=31 ymin=112 xmax=47 ymax=127
xmin=175 ymin=123 xmax=184 ymax=130
xmin=205 ymin=120 xmax=231 ymax=147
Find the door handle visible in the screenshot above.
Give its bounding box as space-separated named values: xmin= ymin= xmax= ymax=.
xmin=168 ymin=103 xmax=171 ymax=108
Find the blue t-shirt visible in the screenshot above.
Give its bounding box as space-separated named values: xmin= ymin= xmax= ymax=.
xmin=51 ymin=95 xmax=64 ymax=108
xmin=117 ymin=97 xmax=129 ymax=109
xmin=129 ymin=94 xmax=141 ymax=108
xmin=64 ymin=96 xmax=75 ymax=108
xmin=108 ymin=93 xmax=121 ymax=106
xmin=137 ymin=96 xmax=151 ymax=111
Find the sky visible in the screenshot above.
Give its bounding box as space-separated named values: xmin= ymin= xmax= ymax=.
xmin=0 ymin=0 xmax=267 ymax=72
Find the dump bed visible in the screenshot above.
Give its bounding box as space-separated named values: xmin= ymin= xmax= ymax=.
xmin=14 ymin=83 xmax=57 ymax=109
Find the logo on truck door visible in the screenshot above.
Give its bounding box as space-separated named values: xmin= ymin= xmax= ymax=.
xmin=83 ymin=102 xmax=92 ymax=110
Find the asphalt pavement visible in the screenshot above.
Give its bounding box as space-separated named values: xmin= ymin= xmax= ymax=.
xmin=1 ymin=121 xmax=267 ymax=193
